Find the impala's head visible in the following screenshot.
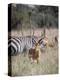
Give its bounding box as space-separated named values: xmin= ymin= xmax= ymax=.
xmin=32 ymin=37 xmax=41 ymax=47
xmin=34 ymin=40 xmax=40 ymax=50
xmin=32 ymin=36 xmax=48 ymax=48
xmin=35 ymin=42 xmax=39 ymax=46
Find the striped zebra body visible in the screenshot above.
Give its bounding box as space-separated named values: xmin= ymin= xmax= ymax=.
xmin=8 ymin=36 xmax=45 ymax=55
xmin=8 ymin=36 xmax=34 ymax=55
xmin=8 ymin=37 xmax=22 ymax=55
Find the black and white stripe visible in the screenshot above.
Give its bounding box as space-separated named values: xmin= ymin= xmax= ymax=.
xmin=8 ymin=37 xmax=22 ymax=55
xmin=8 ymin=36 xmax=34 ymax=55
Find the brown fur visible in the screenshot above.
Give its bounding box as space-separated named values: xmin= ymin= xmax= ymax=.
xmin=28 ymin=43 xmax=41 ymax=64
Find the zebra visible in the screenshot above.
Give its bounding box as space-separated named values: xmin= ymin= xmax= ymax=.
xmin=8 ymin=36 xmax=35 ymax=55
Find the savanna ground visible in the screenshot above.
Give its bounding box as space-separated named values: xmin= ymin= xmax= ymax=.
xmin=9 ymin=28 xmax=58 ymax=76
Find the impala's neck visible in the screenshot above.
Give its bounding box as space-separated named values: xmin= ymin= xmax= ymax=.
xmin=35 ymin=43 xmax=40 ymax=51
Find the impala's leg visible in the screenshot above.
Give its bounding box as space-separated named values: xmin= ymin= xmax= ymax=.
xmin=37 ymin=58 xmax=39 ymax=64
xmin=46 ymin=43 xmax=48 ymax=48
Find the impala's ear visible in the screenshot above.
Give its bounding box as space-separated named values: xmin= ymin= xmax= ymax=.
xmin=38 ymin=38 xmax=44 ymax=44
xmin=32 ymin=38 xmax=36 ymax=44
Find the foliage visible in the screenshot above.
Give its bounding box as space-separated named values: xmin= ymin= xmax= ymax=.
xmin=10 ymin=4 xmax=58 ymax=30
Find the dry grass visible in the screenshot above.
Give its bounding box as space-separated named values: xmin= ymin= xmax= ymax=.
xmin=11 ymin=44 xmax=58 ymax=76
xmin=9 ymin=28 xmax=58 ymax=76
